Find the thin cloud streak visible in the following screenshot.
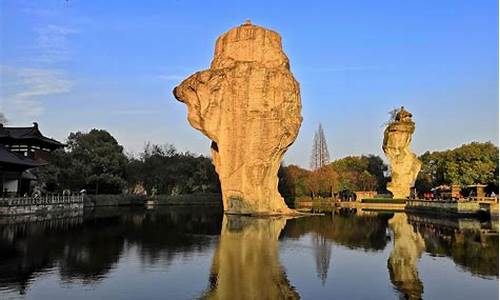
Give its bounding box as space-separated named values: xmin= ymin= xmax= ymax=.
xmin=34 ymin=24 xmax=78 ymax=63
xmin=1 ymin=66 xmax=73 ymax=118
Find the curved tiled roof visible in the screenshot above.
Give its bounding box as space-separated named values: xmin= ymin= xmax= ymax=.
xmin=0 ymin=123 xmax=64 ymax=147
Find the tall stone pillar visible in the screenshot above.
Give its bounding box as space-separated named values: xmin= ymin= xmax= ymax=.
xmin=174 ymin=21 xmax=302 ymax=215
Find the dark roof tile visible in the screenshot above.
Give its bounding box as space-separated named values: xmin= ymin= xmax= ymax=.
xmin=0 ymin=124 xmax=64 ymax=147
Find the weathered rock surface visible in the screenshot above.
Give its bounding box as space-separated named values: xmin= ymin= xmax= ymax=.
xmin=173 ymin=21 xmax=302 ymax=215
xmin=383 ymin=107 xmax=421 ymax=199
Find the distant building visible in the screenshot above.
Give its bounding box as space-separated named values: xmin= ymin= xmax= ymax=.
xmin=0 ymin=122 xmax=64 ymax=197
xmin=354 ymin=191 xmax=377 ymax=202
xmin=431 ymin=184 xmax=461 ymax=200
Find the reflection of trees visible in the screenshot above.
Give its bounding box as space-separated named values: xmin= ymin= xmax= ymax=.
xmin=202 ymin=216 xmax=299 ymax=299
xmin=312 ymin=233 xmax=332 ymax=285
xmin=0 ymin=207 xmax=223 ymax=294
xmin=0 ymin=217 xmax=83 ymax=294
xmin=58 ymin=220 xmax=125 ymax=282
xmin=283 ymin=212 xmax=392 ymax=251
xmin=281 ymin=212 xmax=391 ymax=286
xmin=120 ymin=207 xmax=222 ymax=265
xmin=387 ymin=213 xmax=425 ymax=300
xmin=447 ymin=233 xmax=498 ymax=278
xmin=409 ymin=217 xmax=499 ymax=278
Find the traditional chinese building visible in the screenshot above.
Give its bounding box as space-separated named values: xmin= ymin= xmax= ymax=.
xmin=0 ymin=122 xmax=64 ymax=196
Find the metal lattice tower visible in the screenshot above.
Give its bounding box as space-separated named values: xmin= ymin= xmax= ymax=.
xmin=310 ymin=123 xmax=330 ymax=170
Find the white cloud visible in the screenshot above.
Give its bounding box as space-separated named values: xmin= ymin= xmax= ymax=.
xmin=34 ymin=25 xmax=77 ymax=63
xmin=15 ymin=68 xmax=72 ymax=97
xmin=1 ymin=66 xmax=73 ymax=118
xmin=0 ymin=22 xmax=77 ymax=120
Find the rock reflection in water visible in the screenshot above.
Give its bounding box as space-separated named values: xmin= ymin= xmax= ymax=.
xmin=202 ymin=215 xmax=299 ymax=299
xmin=0 ymin=207 xmax=497 ymax=299
xmin=387 ymin=213 xmax=425 ymax=300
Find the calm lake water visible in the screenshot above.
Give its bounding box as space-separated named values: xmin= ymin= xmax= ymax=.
xmin=0 ymin=206 xmax=497 ymax=300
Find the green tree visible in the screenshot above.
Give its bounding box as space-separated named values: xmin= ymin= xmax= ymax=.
xmin=0 ymin=112 xmax=8 ymax=124
xmin=330 ymin=155 xmax=388 ymax=192
xmin=38 ymin=129 xmax=128 ymax=194
xmin=126 ymin=143 xmax=220 ymax=195
xmin=416 ymin=142 xmax=499 ymax=192
xmin=278 ymin=164 xmax=311 ymax=200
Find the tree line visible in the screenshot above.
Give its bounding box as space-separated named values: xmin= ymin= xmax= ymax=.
xmin=415 ymin=142 xmax=498 ymax=193
xmin=36 ymin=129 xmax=219 ymax=195
xmin=279 ymin=142 xmax=499 ymax=201
xmin=37 ymin=129 xmax=498 ymax=198
xmin=278 ymin=155 xmax=388 ymax=201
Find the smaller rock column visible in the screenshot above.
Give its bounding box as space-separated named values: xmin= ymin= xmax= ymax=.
xmin=383 ymin=107 xmax=421 ymax=199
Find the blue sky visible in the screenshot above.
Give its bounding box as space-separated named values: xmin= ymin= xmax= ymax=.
xmin=1 ymin=0 xmax=498 ymax=167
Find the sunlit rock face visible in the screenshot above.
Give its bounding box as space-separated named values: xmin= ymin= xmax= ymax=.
xmin=383 ymin=107 xmax=421 ymax=198
xmin=202 ymin=215 xmax=299 ymax=299
xmin=387 ymin=213 xmax=425 ymax=300
xmin=173 ymin=21 xmax=302 ymax=215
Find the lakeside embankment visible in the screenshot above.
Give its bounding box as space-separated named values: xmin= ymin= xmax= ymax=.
xmin=0 ymin=193 xmax=222 ymax=220
xmin=84 ymin=193 xmax=222 ymax=207
xmin=294 ymin=197 xmax=499 ymax=218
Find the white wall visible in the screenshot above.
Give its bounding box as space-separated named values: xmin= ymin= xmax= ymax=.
xmin=4 ymin=179 xmax=18 ymax=192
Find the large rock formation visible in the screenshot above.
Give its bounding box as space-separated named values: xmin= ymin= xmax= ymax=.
xmin=383 ymin=107 xmax=421 ymax=199
xmin=173 ymin=21 xmax=302 ymax=215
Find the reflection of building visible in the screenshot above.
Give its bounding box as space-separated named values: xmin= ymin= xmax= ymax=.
xmin=0 ymin=123 xmax=64 ymax=196
xmin=408 ymin=213 xmax=499 ymax=278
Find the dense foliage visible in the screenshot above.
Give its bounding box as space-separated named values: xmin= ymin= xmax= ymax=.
xmin=38 ymin=129 xmax=220 ymax=195
xmin=280 ymin=142 xmax=499 ymax=200
xmin=127 ymin=143 xmax=220 ymax=195
xmin=278 ymin=155 xmax=388 ymax=201
xmin=0 ymin=113 xmax=7 ymax=124
xmin=415 ymin=142 xmax=499 ymax=192
xmin=329 ymin=155 xmax=388 ymax=192
xmin=38 ymin=129 xmax=128 ymax=194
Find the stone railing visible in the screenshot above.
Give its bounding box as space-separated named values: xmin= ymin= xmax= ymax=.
xmin=467 ymin=197 xmax=498 ymax=203
xmin=0 ymin=195 xmax=84 ymax=206
xmin=406 ymin=199 xmax=481 ymax=216
xmin=0 ymin=195 xmax=84 ymax=216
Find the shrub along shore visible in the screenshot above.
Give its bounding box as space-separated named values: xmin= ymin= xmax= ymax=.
xmin=84 ymin=193 xmax=222 ymax=207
